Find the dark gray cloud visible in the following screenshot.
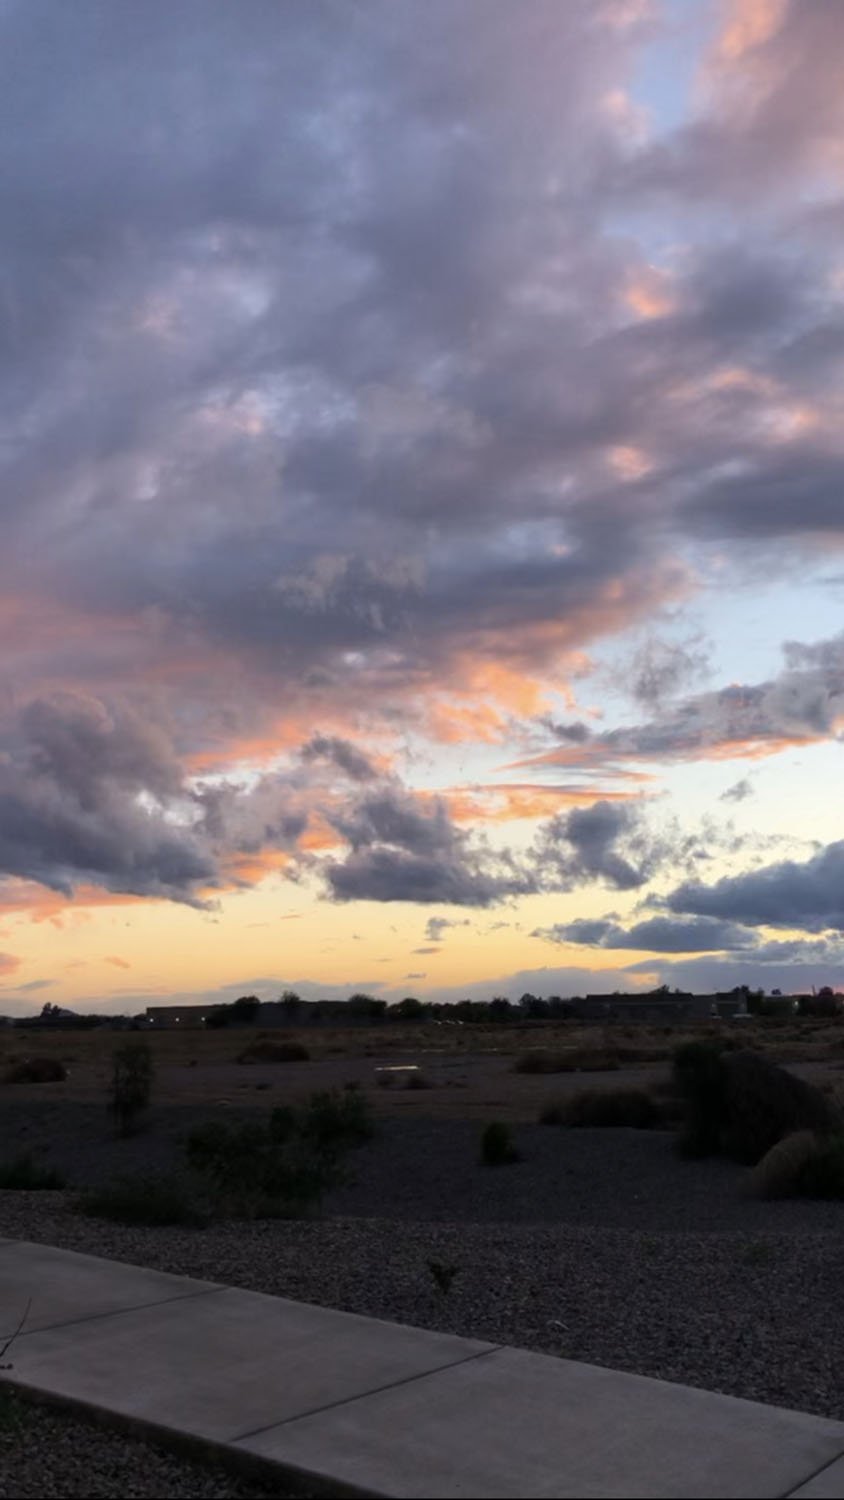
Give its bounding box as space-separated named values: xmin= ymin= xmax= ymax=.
xmin=720 ymin=777 xmax=753 ymax=803
xmin=301 ymin=735 xmax=377 ymax=782
xmin=526 ymin=630 xmax=844 ymax=769
xmin=666 ymin=841 xmax=844 ymax=933
xmin=0 ymin=692 xmax=306 ymax=901
xmin=532 ymin=800 xmax=668 ymax=892
xmin=0 ymin=0 xmax=841 ymax=957
xmin=323 ymin=785 xmax=534 ymax=906
xmin=1 ymin=0 xmax=841 ymax=762
xmin=424 ymin=916 xmax=470 ymax=942
xmin=625 ymin=635 xmax=711 ymax=711
xmin=534 ymin=914 xmax=757 ymax=954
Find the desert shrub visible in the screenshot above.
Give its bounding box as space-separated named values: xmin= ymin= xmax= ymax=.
xmin=236 ymin=1039 xmax=310 ymax=1064
xmin=480 ymin=1120 xmax=520 ymax=1165
xmin=753 ymin=1131 xmax=844 ymax=1200
xmin=186 ymin=1115 xmax=341 ymax=1218
xmin=109 ymin=1041 xmax=153 ymax=1137
xmin=300 ymin=1086 xmax=375 ymax=1152
xmin=78 ymin=1174 xmax=205 ymax=1226
xmin=4 ymin=1057 xmax=67 ymax=1084
xmin=540 ymin=1086 xmax=662 ymax=1129
xmin=791 ymin=1134 xmax=844 ymax=1198
xmin=0 ymin=1153 xmax=65 ymax=1189
xmin=720 ymin=1051 xmax=837 ymax=1165
xmin=673 ymin=1043 xmax=838 ymax=1164
xmin=752 ymin=1131 xmax=820 ymax=1198
xmin=672 ymin=1040 xmax=729 ymax=1157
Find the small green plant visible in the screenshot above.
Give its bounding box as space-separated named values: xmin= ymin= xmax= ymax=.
xmin=480 ymin=1119 xmax=520 ymax=1166
xmin=427 ymin=1260 xmax=461 ymax=1296
xmin=77 ymin=1175 xmax=206 ymax=1227
xmin=109 ymin=1041 xmax=154 ymax=1136
xmin=0 ymin=1153 xmax=65 ymax=1190
xmin=4 ymin=1057 xmax=67 ymax=1084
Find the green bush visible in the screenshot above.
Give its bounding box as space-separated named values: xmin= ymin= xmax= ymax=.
xmin=673 ymin=1044 xmax=838 ymax=1164
xmin=480 ymin=1120 xmax=520 ymax=1166
xmin=753 ymin=1131 xmax=844 ymax=1200
xmin=78 ymin=1175 xmax=205 ymax=1226
xmin=300 ymin=1086 xmax=375 ymax=1152
xmin=539 ymin=1087 xmax=662 ymax=1129
xmin=236 ymin=1039 xmax=310 ymax=1064
xmin=672 ymin=1040 xmax=730 ymax=1157
xmin=186 ymin=1115 xmax=341 ymax=1219
xmin=752 ymin=1131 xmax=821 ymax=1198
xmin=4 ymin=1057 xmax=67 ymax=1084
xmin=0 ymin=1153 xmax=66 ymax=1189
xmin=721 ymin=1051 xmax=837 ymax=1165
xmin=792 ymin=1134 xmax=844 ymax=1198
xmin=109 ymin=1041 xmax=154 ymax=1136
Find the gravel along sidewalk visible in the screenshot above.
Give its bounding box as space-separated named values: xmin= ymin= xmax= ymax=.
xmin=0 ymin=1388 xmax=323 ymax=1500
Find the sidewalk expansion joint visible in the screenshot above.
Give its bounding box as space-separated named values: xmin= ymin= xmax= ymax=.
xmin=231 ymin=1343 xmax=501 ymax=1444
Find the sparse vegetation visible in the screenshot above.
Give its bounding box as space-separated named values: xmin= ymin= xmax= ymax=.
xmin=427 ymin=1260 xmax=460 ymax=1295
xmin=185 ymin=1110 xmax=343 ymax=1218
xmin=480 ymin=1119 xmax=520 ymax=1165
xmin=109 ymin=1041 xmax=154 ymax=1136
xmin=300 ymin=1085 xmax=375 ymax=1152
xmin=78 ymin=1174 xmax=206 ymax=1226
xmin=0 ymin=1153 xmax=65 ymax=1189
xmin=539 ymin=1086 xmax=662 ymax=1129
xmin=3 ymin=1057 xmax=67 ymax=1084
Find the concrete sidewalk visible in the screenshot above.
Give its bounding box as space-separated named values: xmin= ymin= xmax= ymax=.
xmin=2 ymin=1237 xmax=844 ymax=1499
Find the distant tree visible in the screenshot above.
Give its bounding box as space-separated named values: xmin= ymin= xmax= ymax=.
xmin=232 ymin=995 xmax=261 ymax=1021
xmin=488 ymin=996 xmax=513 ymax=1023
xmin=280 ymin=990 xmax=302 ymax=1019
xmin=347 ymin=993 xmax=387 ymax=1020
xmin=394 ymin=996 xmax=425 ymax=1019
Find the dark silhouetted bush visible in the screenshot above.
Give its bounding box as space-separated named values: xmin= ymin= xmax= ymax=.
xmin=109 ymin=1041 xmax=154 ymax=1136
xmin=539 ymin=1086 xmax=662 ymax=1129
xmin=753 ymin=1131 xmax=844 ymax=1200
xmin=721 ymin=1050 xmax=837 ymax=1165
xmin=673 ymin=1044 xmax=838 ymax=1164
xmin=78 ymin=1175 xmax=205 ymax=1226
xmin=237 ymin=1039 xmax=310 ymax=1064
xmin=672 ymin=1040 xmax=729 ymax=1157
xmin=0 ymin=1153 xmax=65 ymax=1189
xmin=186 ymin=1115 xmax=341 ymax=1218
xmin=480 ymin=1120 xmax=520 ymax=1165
xmin=4 ymin=1057 xmax=67 ymax=1084
xmin=300 ymin=1086 xmax=375 ymax=1152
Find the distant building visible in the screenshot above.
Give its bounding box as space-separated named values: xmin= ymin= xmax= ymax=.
xmin=574 ymin=991 xmax=747 ymax=1024
xmin=145 ymin=1004 xmax=227 ymax=1029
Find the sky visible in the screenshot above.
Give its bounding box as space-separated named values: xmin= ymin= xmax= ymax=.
xmin=1 ymin=0 xmax=844 ymax=1015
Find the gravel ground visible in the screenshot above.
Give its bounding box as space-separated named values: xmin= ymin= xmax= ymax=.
xmin=1 ymin=1192 xmax=844 ymax=1424
xmin=0 ymin=1389 xmax=312 ymax=1499
xmin=2 ymin=1106 xmax=844 ymax=1494
xmin=5 ymin=1100 xmax=844 ymax=1232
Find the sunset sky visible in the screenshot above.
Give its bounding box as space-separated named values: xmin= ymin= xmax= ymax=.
xmin=2 ymin=0 xmax=844 ymax=1015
